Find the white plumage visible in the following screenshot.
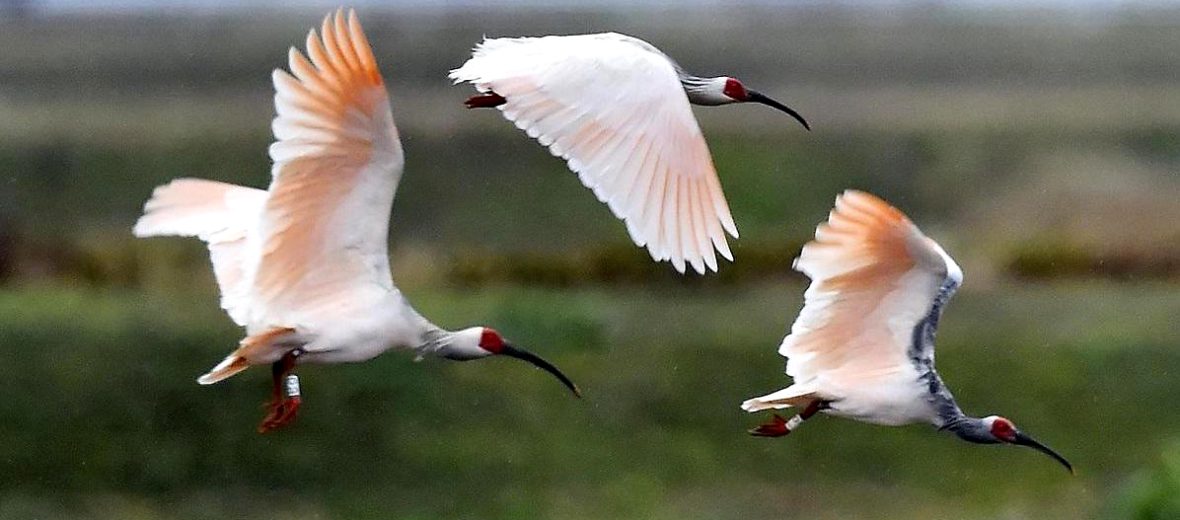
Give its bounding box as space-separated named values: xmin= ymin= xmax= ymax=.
xmin=451 ymin=33 xmax=741 ymax=275
xmin=739 ymin=192 xmax=1073 ymax=474
xmin=134 ymin=10 xmax=579 ymax=433
xmin=137 ymin=9 xmax=405 ymax=378
xmin=743 ymin=190 xmax=961 ymax=426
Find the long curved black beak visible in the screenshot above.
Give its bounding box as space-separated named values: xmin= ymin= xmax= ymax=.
xmin=1013 ymin=431 xmax=1074 ymax=474
xmin=500 ymin=344 xmax=581 ymax=398
xmin=747 ymin=90 xmax=811 ymax=131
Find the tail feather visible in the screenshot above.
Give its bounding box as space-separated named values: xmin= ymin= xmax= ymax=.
xmin=196 ymin=328 xmax=296 ymax=385
xmin=741 ymin=388 xmax=817 ymax=412
xmin=198 ymin=354 xmax=249 ymax=385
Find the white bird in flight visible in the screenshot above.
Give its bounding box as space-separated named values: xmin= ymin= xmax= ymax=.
xmin=741 ymin=191 xmax=1072 ymax=473
xmin=450 ymin=32 xmax=809 ymax=275
xmin=133 ymin=10 xmax=579 ymax=434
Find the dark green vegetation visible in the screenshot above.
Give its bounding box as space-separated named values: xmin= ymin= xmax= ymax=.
xmin=2 ymin=282 xmax=1179 ymax=519
xmin=2 ymin=4 xmax=1180 ymax=519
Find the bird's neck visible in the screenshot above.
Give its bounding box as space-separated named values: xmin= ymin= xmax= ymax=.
xmin=930 ymin=380 xmax=996 ymax=444
xmin=922 ymin=369 xmax=974 ymax=434
xmin=941 ymin=414 xmax=1000 ymax=444
xmin=415 ymin=320 xmax=456 ymax=355
xmin=680 ymin=75 xmax=731 ymax=106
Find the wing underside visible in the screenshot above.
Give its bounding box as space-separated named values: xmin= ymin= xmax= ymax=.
xmin=246 ymin=9 xmax=403 ymax=326
xmin=743 ymin=190 xmax=961 ymax=413
xmin=450 ymin=33 xmax=737 ymax=274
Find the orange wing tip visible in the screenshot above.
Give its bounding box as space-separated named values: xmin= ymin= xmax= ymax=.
xmin=347 ymin=9 xmax=382 ymax=83
xmin=298 ymin=10 xmax=384 ymax=90
xmin=837 ymin=190 xmax=909 ymax=224
xmin=815 ymin=190 xmax=914 ymax=244
xmin=320 ymin=8 xmax=383 ymax=87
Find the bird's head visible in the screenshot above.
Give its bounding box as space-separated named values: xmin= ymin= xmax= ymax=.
xmin=954 ymin=415 xmax=1074 ymax=473
xmin=440 ymin=327 xmax=581 ymax=398
xmin=713 ymin=77 xmax=810 ymax=130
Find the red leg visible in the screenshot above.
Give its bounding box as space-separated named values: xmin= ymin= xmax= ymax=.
xmin=748 ymin=400 xmax=826 ymax=438
xmin=258 ymin=351 xmax=301 ymax=434
xmin=464 ymin=92 xmax=507 ymax=109
xmin=749 ymin=414 xmax=790 ymax=437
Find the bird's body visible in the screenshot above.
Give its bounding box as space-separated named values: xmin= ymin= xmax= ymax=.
xmin=450 ymin=32 xmax=808 ymax=275
xmin=134 ymin=10 xmax=579 ymax=433
xmin=742 ymin=191 xmax=1072 ymax=472
xmin=743 ymin=190 xmax=961 ymax=427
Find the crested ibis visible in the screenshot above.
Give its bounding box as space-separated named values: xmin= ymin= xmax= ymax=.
xmin=449 ymin=32 xmax=809 ymax=275
xmin=742 ymin=191 xmax=1073 ymax=473
xmin=133 ymin=10 xmax=580 ymax=434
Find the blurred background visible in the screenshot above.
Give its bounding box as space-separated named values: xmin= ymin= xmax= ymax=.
xmin=2 ymin=0 xmax=1180 ymax=518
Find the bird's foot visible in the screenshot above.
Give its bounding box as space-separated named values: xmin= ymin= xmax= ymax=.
xmin=464 ymin=93 xmax=507 ymax=109
xmin=258 ymin=373 xmax=301 ymax=433
xmin=258 ymin=396 xmax=301 ymax=434
xmin=748 ymin=414 xmax=792 ymax=437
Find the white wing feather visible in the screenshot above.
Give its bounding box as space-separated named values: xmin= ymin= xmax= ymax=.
xmin=742 ymin=191 xmax=961 ymax=417
xmin=133 ymin=178 xmax=267 ymax=325
xmin=450 ymin=33 xmax=736 ymax=274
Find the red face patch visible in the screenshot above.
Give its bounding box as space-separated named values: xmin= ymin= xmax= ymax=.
xmin=479 ymin=328 xmax=505 ymax=354
xmin=990 ymin=417 xmax=1017 ymax=442
xmin=723 ymin=78 xmax=749 ymax=101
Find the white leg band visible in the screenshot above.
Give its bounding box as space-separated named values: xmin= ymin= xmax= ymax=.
xmin=285 ymin=374 xmax=301 ymax=398
xmin=786 ymin=414 xmax=805 ymax=431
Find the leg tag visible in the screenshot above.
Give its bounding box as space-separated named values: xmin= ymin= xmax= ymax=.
xmin=285 ymin=374 xmax=301 ymax=398
xmin=786 ymin=415 xmax=805 ymax=431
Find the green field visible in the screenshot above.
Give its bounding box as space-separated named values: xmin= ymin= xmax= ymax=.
xmin=2 ymin=5 xmax=1180 ymax=519
xmin=1 ymin=281 xmax=1179 ymax=519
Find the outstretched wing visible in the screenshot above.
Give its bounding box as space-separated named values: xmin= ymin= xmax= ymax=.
xmin=785 ymin=190 xmax=961 ymax=386
xmin=246 ymin=9 xmax=403 ymax=325
xmin=743 ymin=191 xmax=961 ymax=412
xmin=133 ymin=178 xmax=268 ymax=326
xmin=450 ymin=33 xmax=736 ymax=275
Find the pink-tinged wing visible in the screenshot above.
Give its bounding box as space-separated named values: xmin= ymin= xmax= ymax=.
xmin=783 ymin=190 xmax=960 ymax=387
xmin=133 ymin=178 xmax=267 ymax=326
xmin=247 ymin=9 xmax=403 ymax=325
xmin=450 ymin=33 xmax=736 ymax=275
xmin=743 ymin=191 xmax=961 ymax=412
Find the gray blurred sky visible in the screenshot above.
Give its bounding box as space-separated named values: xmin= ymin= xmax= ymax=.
xmin=26 ymin=0 xmax=1180 ymax=14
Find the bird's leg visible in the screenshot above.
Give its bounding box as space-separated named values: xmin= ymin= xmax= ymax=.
xmin=749 ymin=399 xmax=828 ymax=437
xmin=464 ymin=92 xmax=507 ymax=109
xmin=258 ymin=350 xmax=302 ymax=434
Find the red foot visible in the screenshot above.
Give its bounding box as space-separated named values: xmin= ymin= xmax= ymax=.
xmin=465 ymin=93 xmax=507 ymax=109
xmin=749 ymin=414 xmax=791 ymax=437
xmin=258 ymin=396 xmax=301 ymax=434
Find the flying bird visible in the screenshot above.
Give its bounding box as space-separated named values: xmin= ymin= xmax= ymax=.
xmin=449 ymin=33 xmax=809 ymax=275
xmin=133 ymin=10 xmax=580 ymax=433
xmin=741 ymin=191 xmax=1072 ymax=473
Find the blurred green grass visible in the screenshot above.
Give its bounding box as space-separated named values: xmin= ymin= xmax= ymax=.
xmin=1108 ymin=439 xmax=1180 ymax=519
xmin=1 ymin=281 xmax=1178 ymax=519
xmin=5 ymin=127 xmax=1180 ymax=286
